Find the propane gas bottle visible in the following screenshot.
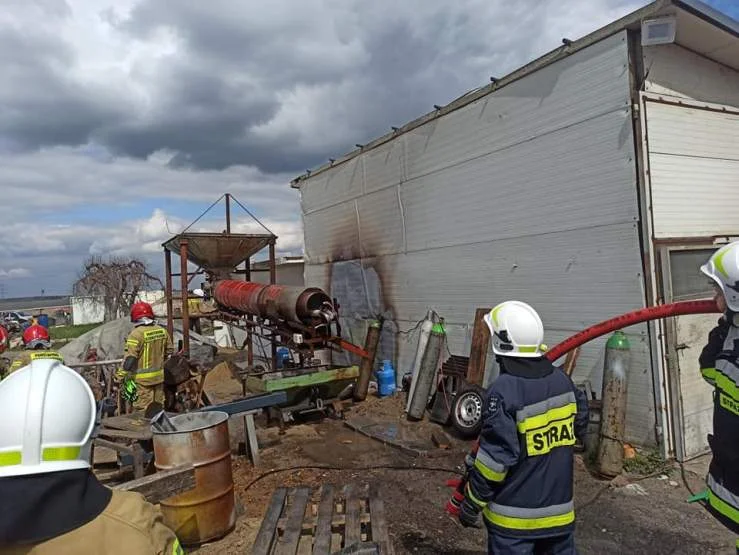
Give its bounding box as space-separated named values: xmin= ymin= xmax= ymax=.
xmin=376 ymin=360 xmax=396 ymax=397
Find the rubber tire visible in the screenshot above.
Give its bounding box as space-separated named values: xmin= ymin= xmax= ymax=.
xmin=451 ymin=382 xmax=486 ymax=439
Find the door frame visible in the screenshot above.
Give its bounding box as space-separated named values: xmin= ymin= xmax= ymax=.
xmin=657 ymin=243 xmax=723 ymax=461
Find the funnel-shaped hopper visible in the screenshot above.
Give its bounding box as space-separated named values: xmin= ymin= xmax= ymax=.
xmin=163 ymin=232 xmax=274 ymax=276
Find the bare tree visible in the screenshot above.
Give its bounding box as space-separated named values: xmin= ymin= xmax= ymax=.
xmin=74 ymin=256 xmax=162 ymax=322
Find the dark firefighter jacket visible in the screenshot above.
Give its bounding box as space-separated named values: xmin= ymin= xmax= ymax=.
xmin=699 ymin=316 xmax=739 ymax=534
xmin=465 ymin=356 xmax=588 ymax=539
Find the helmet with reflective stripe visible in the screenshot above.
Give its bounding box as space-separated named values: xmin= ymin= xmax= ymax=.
xmin=0 ymin=325 xmax=8 ymax=354
xmin=22 ymin=324 xmax=51 ymax=349
xmin=483 ymin=300 xmax=545 ymax=358
xmin=130 ymin=301 xmax=154 ymax=322
xmin=0 ymin=358 xmax=96 ymax=477
xmin=701 ymin=241 xmax=739 ymax=313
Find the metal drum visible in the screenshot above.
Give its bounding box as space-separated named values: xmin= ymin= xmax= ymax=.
xmin=152 ymin=411 xmax=235 ymax=545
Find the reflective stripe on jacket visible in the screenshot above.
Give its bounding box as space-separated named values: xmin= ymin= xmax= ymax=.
xmin=699 ymin=318 xmax=739 ymax=534
xmin=8 ymin=350 xmax=64 ymax=374
xmin=466 ymin=357 xmax=588 ymax=538
xmin=119 ymin=324 xmax=173 ymax=386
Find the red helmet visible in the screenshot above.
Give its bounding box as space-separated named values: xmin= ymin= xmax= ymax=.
xmin=0 ymin=325 xmax=8 ymax=354
xmin=23 ymin=324 xmax=50 ymax=348
xmin=130 ymin=301 xmax=154 ymax=322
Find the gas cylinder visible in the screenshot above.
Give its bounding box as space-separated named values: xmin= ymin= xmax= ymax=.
xmin=376 ymin=360 xmax=396 ymax=397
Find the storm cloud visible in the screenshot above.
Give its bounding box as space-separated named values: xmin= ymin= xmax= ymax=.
xmin=0 ymin=0 xmax=652 ymax=296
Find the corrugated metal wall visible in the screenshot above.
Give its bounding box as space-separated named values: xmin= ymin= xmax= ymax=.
xmin=299 ymin=31 xmax=655 ymax=445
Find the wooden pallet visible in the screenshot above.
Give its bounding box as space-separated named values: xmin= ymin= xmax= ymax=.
xmin=252 ymin=484 xmax=394 ymax=555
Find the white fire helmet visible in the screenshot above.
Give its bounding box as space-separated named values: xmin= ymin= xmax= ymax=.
xmin=0 ymin=359 xmax=96 ymax=477
xmin=483 ymin=300 xmax=546 ymax=358
xmin=701 ymin=241 xmax=739 ymax=313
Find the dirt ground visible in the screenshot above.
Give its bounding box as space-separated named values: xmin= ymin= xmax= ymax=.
xmin=167 ymin=369 xmax=738 ymax=554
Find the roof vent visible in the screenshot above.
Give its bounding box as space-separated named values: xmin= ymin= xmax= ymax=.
xmin=641 ymin=16 xmax=677 ymax=46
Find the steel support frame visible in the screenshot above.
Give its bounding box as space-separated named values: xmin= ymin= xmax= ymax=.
xmin=161 ymin=194 xmax=278 ymax=360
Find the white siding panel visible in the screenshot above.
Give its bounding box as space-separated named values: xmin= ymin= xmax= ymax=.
xmin=362 ymin=140 xmax=404 ymax=194
xmin=357 ymin=187 xmax=405 ymax=257
xmin=644 ymin=44 xmax=739 ymax=109
xmin=402 ymin=109 xmax=636 ymax=251
xmin=303 ymin=200 xmax=359 ymax=263
xmin=645 ymin=100 xmax=739 ymax=238
xmin=301 ymin=157 xmax=363 ymax=214
xmin=404 ymin=32 xmax=631 ymax=181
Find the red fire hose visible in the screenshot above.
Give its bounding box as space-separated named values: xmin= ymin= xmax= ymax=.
xmin=544 ymin=299 xmax=720 ymax=362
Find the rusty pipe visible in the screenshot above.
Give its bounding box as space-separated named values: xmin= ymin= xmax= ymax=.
xmin=212 ymin=280 xmax=335 ymax=324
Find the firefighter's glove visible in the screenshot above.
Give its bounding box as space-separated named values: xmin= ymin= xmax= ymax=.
xmin=122 ymin=378 xmax=138 ymax=403
xmin=458 ymin=497 xmax=482 ymax=529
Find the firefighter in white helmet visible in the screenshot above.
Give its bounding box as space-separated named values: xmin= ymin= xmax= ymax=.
xmin=0 ymin=359 xmax=183 ymax=554
xmin=457 ymin=301 xmax=588 ymax=554
xmin=699 ymin=241 xmax=739 ymax=554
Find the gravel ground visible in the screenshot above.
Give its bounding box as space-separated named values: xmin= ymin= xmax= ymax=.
xmin=186 ymin=376 xmax=736 ymax=554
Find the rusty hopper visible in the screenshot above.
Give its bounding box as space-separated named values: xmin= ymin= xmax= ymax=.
xmin=152 ymin=411 xmax=235 ymax=545
xmin=162 ymin=232 xmax=273 ymax=281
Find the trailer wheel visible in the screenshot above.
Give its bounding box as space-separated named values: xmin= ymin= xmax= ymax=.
xmin=451 ymin=383 xmax=485 ymax=439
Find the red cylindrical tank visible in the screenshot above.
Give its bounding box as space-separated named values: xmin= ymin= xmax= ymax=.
xmin=213 ymin=281 xmax=265 ymax=315
xmin=212 ymin=280 xmax=334 ymax=324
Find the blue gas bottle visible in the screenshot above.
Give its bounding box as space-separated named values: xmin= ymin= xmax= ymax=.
xmin=276 ymin=347 xmax=291 ymax=369
xmin=376 ymin=360 xmax=396 ymax=397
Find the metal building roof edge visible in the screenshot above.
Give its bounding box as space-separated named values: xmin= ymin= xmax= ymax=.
xmin=290 ymin=0 xmax=736 ymax=188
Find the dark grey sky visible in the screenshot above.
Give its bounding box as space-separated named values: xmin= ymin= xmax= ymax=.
xmin=0 ymin=0 xmax=651 ymax=296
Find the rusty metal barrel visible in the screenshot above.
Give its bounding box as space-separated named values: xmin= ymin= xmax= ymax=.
xmin=152 ymin=411 xmax=236 ymax=545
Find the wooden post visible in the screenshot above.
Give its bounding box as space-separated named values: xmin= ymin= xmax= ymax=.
xmin=179 ymin=240 xmax=190 ymax=356
xmin=225 ymin=193 xmax=231 ymax=234
xmin=164 ymin=249 xmax=174 ymax=339
xmin=354 ymin=320 xmax=382 ymax=401
xmin=467 ymin=308 xmax=492 ymax=386
xmin=268 ymin=240 xmax=277 ymax=372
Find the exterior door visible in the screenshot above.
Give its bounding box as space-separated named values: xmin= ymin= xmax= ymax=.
xmin=660 ymin=247 xmax=719 ymax=461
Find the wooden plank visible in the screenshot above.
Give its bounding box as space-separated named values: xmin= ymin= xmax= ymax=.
xmin=344 ymin=484 xmax=361 ymax=548
xmin=245 ymin=412 xmax=260 ymax=467
xmin=563 ymin=346 xmax=581 ymax=377
xmin=253 ymin=488 xmax=288 ymax=555
xmin=115 ymin=465 xmax=195 ymax=504
xmin=276 ymin=512 xmax=371 ymax=533
xmin=101 ymin=413 xmax=152 ymax=434
xmin=275 ymin=487 xmax=311 ymax=555
xmin=312 ymin=485 xmax=335 ymax=554
xmin=466 ymin=308 xmax=491 ymax=386
xmin=93 ymin=438 xmax=135 ymax=455
xmin=97 ymin=428 xmax=152 ymax=441
xmin=369 ymin=484 xmax=392 ymax=555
